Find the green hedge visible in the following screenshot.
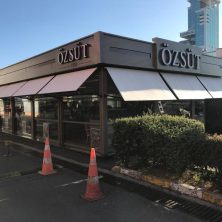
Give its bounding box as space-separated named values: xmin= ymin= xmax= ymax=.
xmin=198 ymin=135 xmax=222 ymax=186
xmin=112 ymin=114 xmax=205 ymax=173
xmin=112 ymin=114 xmax=222 ymax=186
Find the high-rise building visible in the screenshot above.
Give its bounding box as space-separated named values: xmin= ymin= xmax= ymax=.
xmin=180 ymin=0 xmax=220 ymax=56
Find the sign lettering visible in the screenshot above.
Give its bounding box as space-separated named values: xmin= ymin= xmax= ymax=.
xmin=160 ymin=46 xmax=200 ymax=70
xmin=58 ymin=42 xmax=90 ymax=64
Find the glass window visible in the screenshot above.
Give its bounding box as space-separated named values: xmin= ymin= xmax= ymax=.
xmin=63 ymin=122 xmax=100 ymax=147
xmin=0 ymin=99 xmax=12 ymax=133
xmin=107 ymin=73 xmax=119 ymax=96
xmin=77 ymin=72 xmax=99 ymax=95
xmin=161 ymin=101 xmax=191 ymax=117
xmin=35 ymin=97 xmax=58 ymax=120
xmin=107 ymin=96 xmax=155 ymax=120
xmin=194 ymin=100 xmax=204 ymax=122
xmin=34 ymin=97 xmax=58 ymax=141
xmin=62 ymin=95 xmax=100 ymax=149
xmin=35 ymin=120 xmax=58 ymax=141
xmin=63 ymin=95 xmax=99 ymax=122
xmin=15 ymin=98 xmax=32 ymax=138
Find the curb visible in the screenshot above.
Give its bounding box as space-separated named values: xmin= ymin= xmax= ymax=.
xmin=114 ymin=166 xmax=222 ymax=207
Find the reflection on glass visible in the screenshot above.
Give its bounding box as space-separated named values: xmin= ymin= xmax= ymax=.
xmin=15 ymin=98 xmax=32 ymax=138
xmin=161 ymin=101 xmax=191 ymax=117
xmin=62 ymin=95 xmax=100 ymax=149
xmin=63 ymin=95 xmax=99 ymax=121
xmin=35 ymin=97 xmax=58 ymax=120
xmin=34 ymin=97 xmax=58 ymax=141
xmin=110 ymin=100 xmax=192 ymax=118
xmin=194 ymin=100 xmax=204 ymax=122
xmin=63 ymin=122 xmax=100 ymax=148
xmin=0 ymin=99 xmax=12 ymax=133
xmin=107 ymin=96 xmax=155 ymax=120
xmin=77 ymin=72 xmax=99 ymax=95
xmin=36 ymin=120 xmax=58 ymax=141
xmin=63 ymin=122 xmax=89 ymax=146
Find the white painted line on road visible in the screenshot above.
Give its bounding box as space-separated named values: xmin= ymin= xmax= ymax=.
xmin=55 ymin=164 xmax=64 ymax=169
xmin=56 ymin=178 xmax=88 ymax=187
xmin=55 ymin=176 xmax=103 ymax=188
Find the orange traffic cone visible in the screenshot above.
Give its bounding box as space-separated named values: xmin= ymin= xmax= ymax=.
xmin=82 ymin=148 xmax=104 ymax=201
xmin=39 ymin=137 xmax=56 ymax=175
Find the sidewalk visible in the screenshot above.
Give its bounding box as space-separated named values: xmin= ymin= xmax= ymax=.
xmin=1 ymin=132 xmax=222 ymax=219
xmin=0 ymin=132 xmax=116 ymax=174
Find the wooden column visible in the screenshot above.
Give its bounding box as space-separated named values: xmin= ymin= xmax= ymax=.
xmin=99 ymin=67 xmax=108 ymax=156
xmin=31 ymin=97 xmax=35 ymax=140
xmin=58 ymin=97 xmax=63 ymax=146
xmin=11 ymin=97 xmax=15 ymax=134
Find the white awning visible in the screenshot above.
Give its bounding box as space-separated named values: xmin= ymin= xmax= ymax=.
xmin=197 ymin=76 xmax=222 ymax=98
xmin=13 ymin=76 xmax=55 ymax=96
xmin=38 ymin=68 xmax=96 ymax=94
xmin=161 ymin=72 xmax=212 ymax=100
xmin=0 ymin=85 xmax=9 ymax=98
xmin=0 ymin=82 xmax=27 ymax=98
xmin=106 ymin=67 xmax=176 ymax=101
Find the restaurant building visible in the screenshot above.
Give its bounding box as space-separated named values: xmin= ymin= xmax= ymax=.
xmin=0 ymin=32 xmax=222 ymax=155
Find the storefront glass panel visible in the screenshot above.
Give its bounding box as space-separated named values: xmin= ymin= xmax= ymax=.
xmin=63 ymin=95 xmax=99 ymax=121
xmin=63 ymin=122 xmax=99 ymax=147
xmin=35 ymin=120 xmax=58 ymax=141
xmin=194 ymin=100 xmax=204 ymax=122
xmin=107 ymin=96 xmax=155 ymax=120
xmin=15 ymin=98 xmax=32 ymax=138
xmin=34 ymin=97 xmax=58 ymax=141
xmin=0 ymin=99 xmax=12 ymax=133
xmin=62 ymin=95 xmax=100 ymax=149
xmin=161 ymin=101 xmax=192 ymax=117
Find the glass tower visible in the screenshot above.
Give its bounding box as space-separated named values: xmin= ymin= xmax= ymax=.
xmin=180 ymin=0 xmax=220 ymax=56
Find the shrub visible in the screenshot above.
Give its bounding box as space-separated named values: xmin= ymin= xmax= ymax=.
xmin=198 ymin=134 xmax=222 ymax=187
xmin=112 ymin=114 xmax=205 ymax=173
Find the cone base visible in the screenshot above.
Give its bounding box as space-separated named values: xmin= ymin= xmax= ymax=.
xmin=81 ymin=193 xmax=104 ymax=201
xmin=38 ymin=170 xmax=56 ymax=176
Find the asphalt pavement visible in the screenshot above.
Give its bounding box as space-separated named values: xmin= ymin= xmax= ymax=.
xmin=0 ymin=141 xmax=203 ymax=222
xmin=0 ymin=144 xmax=41 ymax=177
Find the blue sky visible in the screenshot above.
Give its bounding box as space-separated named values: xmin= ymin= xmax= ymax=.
xmin=0 ymin=0 xmax=221 ymax=68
